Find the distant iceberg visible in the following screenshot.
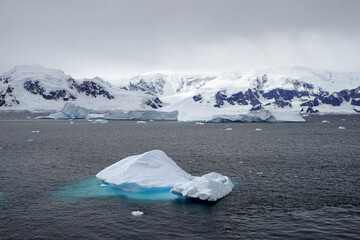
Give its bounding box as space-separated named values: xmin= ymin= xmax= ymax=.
xmin=37 ymin=102 xmax=90 ymax=119
xmin=96 ymin=150 xmax=233 ymax=201
xmin=105 ymin=110 xmax=178 ymax=121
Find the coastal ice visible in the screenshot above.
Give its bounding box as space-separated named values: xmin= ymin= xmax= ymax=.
xmin=132 ymin=211 xmax=144 ymax=216
xmin=105 ymin=110 xmax=178 ymax=121
xmin=37 ymin=103 xmax=90 ymax=119
xmin=96 ymin=150 xmax=233 ymax=201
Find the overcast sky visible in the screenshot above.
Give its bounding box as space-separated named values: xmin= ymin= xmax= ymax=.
xmin=1 ymin=0 xmax=360 ymax=82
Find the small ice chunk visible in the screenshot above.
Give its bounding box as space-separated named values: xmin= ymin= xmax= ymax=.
xmin=225 ymin=128 xmax=232 ymax=131
xmin=28 ymin=139 xmax=33 ymax=142
xmin=99 ymin=183 xmax=107 ymax=187
xmin=171 ymin=172 xmax=233 ymax=201
xmin=70 ymin=121 xmax=74 ymax=124
xmin=341 ymin=119 xmax=346 ymax=121
xmin=255 ymin=128 xmax=262 ymax=131
xmin=137 ymin=121 xmax=147 ymax=124
xmin=321 ymin=120 xmax=330 ymax=123
xmin=31 ymin=130 xmax=40 ymax=133
xmin=26 ymin=116 xmax=31 ymax=119
xmin=195 ymin=122 xmax=205 ymax=125
xmin=0 ymin=147 xmax=2 ymax=150
xmin=93 ymin=119 xmax=108 ymax=124
xmin=132 ymin=211 xmax=144 ymax=217
xmin=338 ymin=126 xmax=346 ymax=130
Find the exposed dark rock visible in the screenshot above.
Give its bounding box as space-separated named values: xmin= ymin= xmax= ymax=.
xmin=68 ymin=78 xmax=114 ymax=99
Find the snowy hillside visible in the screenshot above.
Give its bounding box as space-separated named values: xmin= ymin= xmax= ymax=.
xmin=121 ymin=67 xmax=360 ymax=114
xmin=1 ymin=65 xmax=360 ymax=114
xmin=0 ymin=65 xmax=162 ymax=111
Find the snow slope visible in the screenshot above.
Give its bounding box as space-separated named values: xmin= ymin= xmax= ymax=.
xmin=0 ymin=65 xmax=162 ymax=111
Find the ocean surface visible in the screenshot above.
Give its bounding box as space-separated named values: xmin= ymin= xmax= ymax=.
xmin=0 ymin=113 xmax=360 ymax=239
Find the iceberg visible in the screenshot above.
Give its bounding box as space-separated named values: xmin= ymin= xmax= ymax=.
xmin=105 ymin=110 xmax=178 ymax=121
xmin=170 ymin=172 xmax=233 ymax=201
xmin=96 ymin=150 xmax=233 ymax=201
xmin=37 ymin=103 xmax=90 ymax=119
xmin=96 ymin=150 xmax=192 ymax=188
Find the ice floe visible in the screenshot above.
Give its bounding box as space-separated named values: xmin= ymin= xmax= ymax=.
xmin=170 ymin=172 xmax=233 ymax=201
xmin=338 ymin=126 xmax=346 ymax=130
xmin=321 ymin=120 xmax=330 ymax=123
xmin=132 ymin=211 xmax=144 ymax=216
xmin=96 ymin=150 xmax=233 ymax=201
xmin=93 ymin=119 xmax=108 ymax=124
xmin=225 ymin=128 xmax=232 ymax=131
xmin=255 ymin=128 xmax=262 ymax=131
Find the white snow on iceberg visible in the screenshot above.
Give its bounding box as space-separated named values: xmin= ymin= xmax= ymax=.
xmin=96 ymin=150 xmax=233 ymax=201
xmin=37 ymin=102 xmax=90 ymax=119
xmin=96 ymin=150 xmax=193 ymax=188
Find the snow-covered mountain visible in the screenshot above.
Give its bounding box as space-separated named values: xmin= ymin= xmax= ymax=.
xmin=1 ymin=65 xmax=360 ymax=114
xmin=0 ymin=65 xmax=162 ymax=111
xmin=121 ymin=67 xmax=360 ymax=114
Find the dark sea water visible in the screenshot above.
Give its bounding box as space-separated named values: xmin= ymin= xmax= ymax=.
xmin=0 ymin=113 xmax=360 ymax=239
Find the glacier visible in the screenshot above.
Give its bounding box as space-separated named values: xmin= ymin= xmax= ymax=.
xmin=96 ymin=150 xmax=233 ymax=201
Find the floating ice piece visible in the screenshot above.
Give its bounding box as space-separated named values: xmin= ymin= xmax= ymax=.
xmin=132 ymin=211 xmax=144 ymax=216
xmin=37 ymin=103 xmax=90 ymax=119
xmin=28 ymin=139 xmax=33 ymax=142
xmin=26 ymin=116 xmax=31 ymax=119
xmin=31 ymin=130 xmax=40 ymax=133
xmin=99 ymin=183 xmax=107 ymax=187
xmin=96 ymin=150 xmax=192 ymax=188
xmin=255 ymin=128 xmax=262 ymax=131
xmin=70 ymin=121 xmax=74 ymax=124
xmin=96 ymin=150 xmax=233 ymax=201
xmin=93 ymin=119 xmax=108 ymax=124
xmin=338 ymin=126 xmax=346 ymax=130
xmin=0 ymin=147 xmax=2 ymax=150
xmin=105 ymin=110 xmax=178 ymax=121
xmin=136 ymin=121 xmax=147 ymax=124
xmin=195 ymin=122 xmax=205 ymax=125
xmin=171 ymin=172 xmax=233 ymax=201
xmin=321 ymin=120 xmax=330 ymax=123
xmin=225 ymin=128 xmax=232 ymax=131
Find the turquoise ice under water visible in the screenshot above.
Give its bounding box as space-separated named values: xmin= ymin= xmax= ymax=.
xmin=53 ymin=178 xmax=178 ymax=201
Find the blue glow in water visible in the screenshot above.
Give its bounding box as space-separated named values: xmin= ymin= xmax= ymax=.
xmin=53 ymin=177 xmax=178 ymax=201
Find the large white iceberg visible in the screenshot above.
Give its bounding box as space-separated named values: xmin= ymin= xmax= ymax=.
xmin=96 ymin=150 xmax=233 ymax=201
xmin=37 ymin=102 xmax=90 ymax=119
xmin=96 ymin=150 xmax=192 ymax=188
xmin=105 ymin=110 xmax=178 ymax=121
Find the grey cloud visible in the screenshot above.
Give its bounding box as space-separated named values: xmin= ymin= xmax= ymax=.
xmin=0 ymin=0 xmax=359 ymax=81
